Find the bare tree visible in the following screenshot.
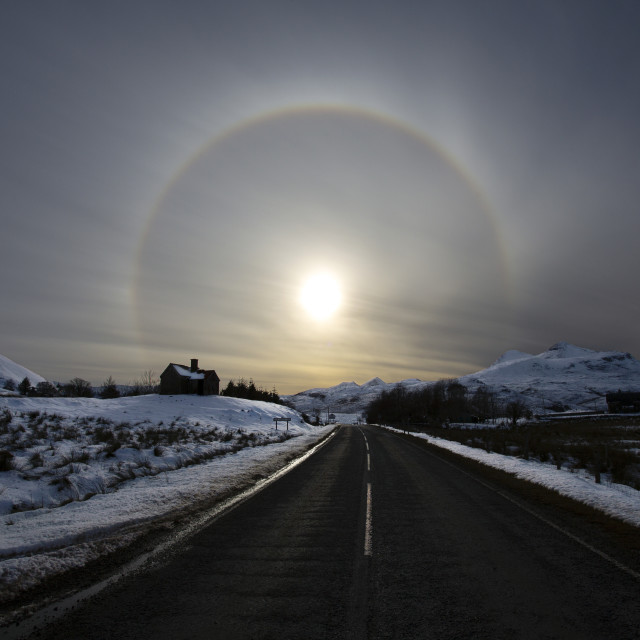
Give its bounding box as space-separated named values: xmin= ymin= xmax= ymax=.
xmin=131 ymin=370 xmax=159 ymax=395
xmin=505 ymin=399 xmax=528 ymax=428
xmin=36 ymin=381 xmax=57 ymax=397
xmin=62 ymin=377 xmax=93 ymax=397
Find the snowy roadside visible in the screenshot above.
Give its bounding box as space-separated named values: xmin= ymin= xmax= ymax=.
xmin=0 ymin=395 xmax=333 ymax=603
xmin=384 ymin=426 xmax=640 ymax=528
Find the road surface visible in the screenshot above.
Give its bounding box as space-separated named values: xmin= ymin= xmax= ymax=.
xmin=17 ymin=425 xmax=640 ymax=639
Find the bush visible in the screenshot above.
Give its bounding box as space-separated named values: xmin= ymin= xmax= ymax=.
xmin=103 ymin=439 xmax=121 ymax=457
xmin=0 ymin=450 xmax=15 ymax=471
xmin=29 ymin=452 xmax=44 ymax=468
xmin=99 ymin=376 xmax=120 ymax=399
xmin=35 ymin=381 xmax=58 ymax=397
xmin=58 ymin=378 xmax=93 ymax=397
xmin=0 ymin=408 xmax=12 ymax=429
xmin=93 ymin=426 xmax=116 ymax=444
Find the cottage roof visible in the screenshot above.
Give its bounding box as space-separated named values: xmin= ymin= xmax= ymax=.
xmin=169 ymin=363 xmax=219 ymax=382
xmin=172 ymin=364 xmax=204 ymax=380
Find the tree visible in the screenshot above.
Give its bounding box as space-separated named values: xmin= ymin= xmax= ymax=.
xmin=221 ymin=377 xmax=281 ymax=403
xmin=99 ymin=376 xmax=120 ymax=399
xmin=62 ymin=377 xmax=93 ymax=398
xmin=18 ymin=377 xmax=32 ymax=396
xmin=36 ymin=381 xmax=57 ymax=397
xmin=505 ymin=399 xmax=528 ymax=428
xmin=443 ymin=380 xmax=467 ymax=420
xmin=3 ymin=379 xmax=16 ymax=391
xmin=470 ymin=386 xmax=499 ymax=423
xmin=138 ymin=370 xmax=159 ymax=394
xmin=128 ymin=370 xmax=159 ymax=395
xmin=222 ymin=380 xmax=237 ymax=396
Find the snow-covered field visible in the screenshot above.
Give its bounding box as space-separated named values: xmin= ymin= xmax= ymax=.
xmin=384 ymin=426 xmax=640 ymax=528
xmin=1 ymin=387 xmax=638 ymax=611
xmin=0 ymin=394 xmax=332 ymax=603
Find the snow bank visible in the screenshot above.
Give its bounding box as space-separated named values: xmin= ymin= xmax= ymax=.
xmin=384 ymin=426 xmax=640 ymax=528
xmin=0 ymin=394 xmax=332 ymax=602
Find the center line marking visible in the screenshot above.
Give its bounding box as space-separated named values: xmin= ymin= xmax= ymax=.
xmin=364 ymin=482 xmax=373 ymax=556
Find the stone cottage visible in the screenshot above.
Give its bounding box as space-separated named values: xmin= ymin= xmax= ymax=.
xmin=159 ymin=359 xmax=220 ymax=396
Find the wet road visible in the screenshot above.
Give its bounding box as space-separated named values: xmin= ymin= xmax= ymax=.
xmin=22 ymin=425 xmax=640 ymax=639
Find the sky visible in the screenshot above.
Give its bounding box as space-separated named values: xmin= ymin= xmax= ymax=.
xmin=2 ymin=0 xmax=640 ymax=394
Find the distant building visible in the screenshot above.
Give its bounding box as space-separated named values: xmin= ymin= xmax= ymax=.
xmin=159 ymin=359 xmax=220 ymax=396
xmin=605 ymin=391 xmax=640 ymax=413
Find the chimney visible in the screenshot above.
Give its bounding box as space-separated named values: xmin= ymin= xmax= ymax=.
xmin=191 ymin=358 xmax=198 ymax=372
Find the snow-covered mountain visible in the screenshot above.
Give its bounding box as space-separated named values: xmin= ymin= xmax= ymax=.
xmin=283 ymin=342 xmax=640 ymax=415
xmin=458 ymin=341 xmax=640 ymax=412
xmin=0 ymin=354 xmax=46 ymax=389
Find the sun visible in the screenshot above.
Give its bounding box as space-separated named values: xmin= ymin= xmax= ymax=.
xmin=300 ymin=273 xmax=342 ymax=320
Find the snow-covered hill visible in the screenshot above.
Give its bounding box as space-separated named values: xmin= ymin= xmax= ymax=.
xmin=283 ymin=376 xmax=411 ymax=418
xmin=458 ymin=341 xmax=640 ymax=412
xmin=284 ymin=342 xmax=640 ymax=414
xmin=0 ymin=392 xmax=330 ymax=603
xmin=0 ymin=354 xmax=46 ymax=390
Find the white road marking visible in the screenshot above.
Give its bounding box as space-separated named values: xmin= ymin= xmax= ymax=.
xmin=357 ymin=428 xmax=373 ymax=556
xmin=399 ymin=433 xmax=640 ymax=582
xmin=364 ymin=482 xmax=373 ymax=556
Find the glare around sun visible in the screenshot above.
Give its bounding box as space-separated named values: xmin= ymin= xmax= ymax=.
xmin=300 ymin=273 xmax=342 ymax=320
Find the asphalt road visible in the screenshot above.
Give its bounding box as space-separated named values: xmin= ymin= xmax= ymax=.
xmin=21 ymin=425 xmax=640 ymax=639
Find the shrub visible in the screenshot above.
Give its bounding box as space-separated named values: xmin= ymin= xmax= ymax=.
xmin=29 ymin=452 xmax=44 ymax=468
xmin=0 ymin=450 xmax=15 ymax=471
xmin=104 ymin=439 xmax=121 ymax=457
xmin=70 ymin=448 xmax=92 ymax=464
xmin=35 ymin=381 xmax=58 ymax=397
xmin=60 ymin=378 xmax=93 ymax=397
xmin=99 ymin=376 xmax=120 ymax=399
xmin=93 ymin=426 xmax=116 ymax=444
xmin=0 ymin=408 xmax=12 ymax=429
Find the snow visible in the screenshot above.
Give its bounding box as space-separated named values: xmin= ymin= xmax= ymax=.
xmin=0 ymin=383 xmax=637 ymax=606
xmin=383 ymin=426 xmax=640 ymax=528
xmin=0 ymin=355 xmax=46 ymax=389
xmin=362 ymin=377 xmax=385 ymax=387
xmin=2 ymin=343 xmax=640 ymax=604
xmin=0 ymin=394 xmax=332 ymax=601
xmin=284 ymin=342 xmax=640 ymax=414
xmin=542 ymin=341 xmax=597 ymax=359
xmin=172 ymin=364 xmax=204 ymax=379
xmin=491 ymin=349 xmax=534 ymax=367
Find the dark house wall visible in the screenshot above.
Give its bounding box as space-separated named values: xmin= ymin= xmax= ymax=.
xmin=159 ymin=365 xmax=189 ymax=395
xmin=204 ymin=372 xmax=220 ymax=395
xmin=160 ymin=363 xmax=220 ymax=396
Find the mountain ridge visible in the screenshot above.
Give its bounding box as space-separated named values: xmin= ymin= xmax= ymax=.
xmin=283 ymin=342 xmax=640 ymax=415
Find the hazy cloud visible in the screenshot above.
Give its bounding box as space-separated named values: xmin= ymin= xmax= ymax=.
xmin=2 ymin=1 xmax=639 ymax=391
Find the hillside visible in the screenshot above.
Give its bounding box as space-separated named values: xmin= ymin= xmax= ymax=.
xmin=0 ymin=354 xmax=46 ymax=390
xmin=284 ymin=342 xmax=640 ymax=415
xmin=0 ymin=392 xmax=330 ymax=603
